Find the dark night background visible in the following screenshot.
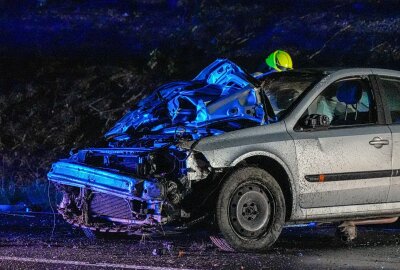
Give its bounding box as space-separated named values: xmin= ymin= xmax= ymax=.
xmin=0 ymin=0 xmax=399 ymax=210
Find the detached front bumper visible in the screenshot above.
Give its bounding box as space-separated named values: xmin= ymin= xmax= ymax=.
xmin=47 ymin=161 xmax=162 ymax=201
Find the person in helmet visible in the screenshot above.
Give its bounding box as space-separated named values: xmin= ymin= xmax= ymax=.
xmin=254 ymin=50 xmax=293 ymax=79
xmin=266 ymin=50 xmax=293 ymax=72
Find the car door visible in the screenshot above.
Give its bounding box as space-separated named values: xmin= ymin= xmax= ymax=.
xmin=376 ymin=74 xmax=400 ymax=202
xmin=288 ymin=75 xmax=392 ymax=208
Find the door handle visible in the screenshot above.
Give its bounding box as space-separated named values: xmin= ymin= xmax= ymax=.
xmin=369 ymin=137 xmax=389 ymax=148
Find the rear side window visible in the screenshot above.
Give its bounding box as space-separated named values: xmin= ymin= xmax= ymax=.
xmin=379 ymin=77 xmax=400 ymax=123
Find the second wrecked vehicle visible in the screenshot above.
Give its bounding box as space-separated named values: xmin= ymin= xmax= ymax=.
xmin=48 ymin=59 xmax=400 ymax=252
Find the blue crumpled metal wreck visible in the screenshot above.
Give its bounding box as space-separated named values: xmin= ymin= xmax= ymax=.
xmin=105 ymin=59 xmax=267 ymax=142
xmin=47 ymin=59 xmax=274 ymax=233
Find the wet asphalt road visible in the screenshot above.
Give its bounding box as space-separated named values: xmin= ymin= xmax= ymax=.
xmin=0 ymin=214 xmax=400 ymax=270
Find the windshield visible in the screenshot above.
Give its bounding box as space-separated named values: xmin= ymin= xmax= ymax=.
xmin=261 ymin=71 xmax=324 ymax=119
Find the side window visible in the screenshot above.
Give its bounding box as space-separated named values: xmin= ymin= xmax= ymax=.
xmin=379 ymin=77 xmax=400 ymax=124
xmin=304 ymin=78 xmax=377 ymax=127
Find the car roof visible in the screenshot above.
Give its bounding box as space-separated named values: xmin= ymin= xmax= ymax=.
xmin=294 ymin=67 xmax=400 ymax=77
xmin=256 ymin=68 xmax=400 ymax=88
xmin=295 ymin=67 xmax=339 ymax=75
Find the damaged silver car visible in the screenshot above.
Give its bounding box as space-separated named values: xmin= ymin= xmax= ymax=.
xmin=48 ymin=59 xmax=400 ymax=252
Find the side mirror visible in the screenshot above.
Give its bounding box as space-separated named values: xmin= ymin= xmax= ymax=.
xmin=303 ymin=114 xmax=330 ymax=129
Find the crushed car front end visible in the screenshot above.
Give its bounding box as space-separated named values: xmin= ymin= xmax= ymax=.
xmin=48 ymin=145 xmax=210 ymax=234
xmin=47 ymin=59 xmax=271 ymax=234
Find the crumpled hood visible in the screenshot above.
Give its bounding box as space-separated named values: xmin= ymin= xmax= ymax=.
xmin=105 ymin=59 xmax=267 ymax=142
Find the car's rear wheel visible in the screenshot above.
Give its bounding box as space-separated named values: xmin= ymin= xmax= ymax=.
xmin=216 ymin=167 xmax=286 ymax=252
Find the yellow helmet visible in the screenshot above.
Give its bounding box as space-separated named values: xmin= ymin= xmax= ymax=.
xmin=265 ymin=50 xmax=293 ymax=72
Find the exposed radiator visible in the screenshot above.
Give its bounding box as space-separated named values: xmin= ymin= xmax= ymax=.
xmin=89 ymin=192 xmax=133 ymax=220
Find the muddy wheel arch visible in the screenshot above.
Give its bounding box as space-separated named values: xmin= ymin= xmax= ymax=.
xmin=225 ymin=151 xmax=297 ymax=221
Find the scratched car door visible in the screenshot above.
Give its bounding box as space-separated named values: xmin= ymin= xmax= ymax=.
xmin=290 ymin=77 xmax=392 ymax=208
xmin=377 ymin=75 xmax=400 ymax=203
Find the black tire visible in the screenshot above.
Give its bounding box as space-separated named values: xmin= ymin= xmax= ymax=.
xmin=216 ymin=167 xmax=286 ymax=252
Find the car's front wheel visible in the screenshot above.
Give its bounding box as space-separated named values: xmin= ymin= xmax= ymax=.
xmin=216 ymin=167 xmax=286 ymax=252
